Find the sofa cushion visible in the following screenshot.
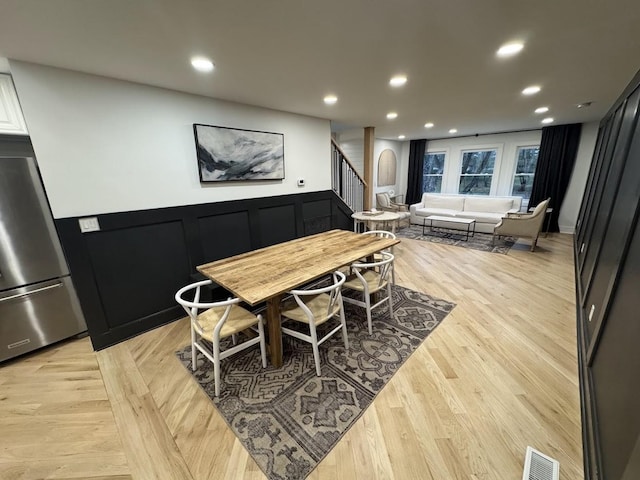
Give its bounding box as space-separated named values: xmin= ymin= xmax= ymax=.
xmin=422 ymin=194 xmax=465 ymax=211
xmin=463 ymin=196 xmax=514 ymax=213
xmin=415 ymin=207 xmax=458 ymax=218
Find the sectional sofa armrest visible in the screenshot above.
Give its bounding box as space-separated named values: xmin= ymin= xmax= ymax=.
xmin=409 ymin=201 xmax=424 ymax=215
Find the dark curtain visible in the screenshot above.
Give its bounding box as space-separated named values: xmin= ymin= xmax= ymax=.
xmin=529 ymin=123 xmax=582 ymax=232
xmin=405 ymin=139 xmax=427 ymax=205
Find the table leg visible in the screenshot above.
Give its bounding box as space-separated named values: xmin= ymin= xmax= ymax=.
xmin=266 ymin=295 xmax=283 ymax=367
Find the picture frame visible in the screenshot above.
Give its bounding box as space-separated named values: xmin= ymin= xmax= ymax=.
xmin=193 ymin=123 xmax=285 ymax=182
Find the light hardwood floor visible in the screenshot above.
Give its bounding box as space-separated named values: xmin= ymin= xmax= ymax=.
xmin=0 ymin=233 xmax=583 ymax=480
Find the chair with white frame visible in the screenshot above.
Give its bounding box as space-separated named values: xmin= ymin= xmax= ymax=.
xmin=342 ymin=251 xmax=394 ymax=335
xmin=175 ymin=280 xmax=267 ymax=397
xmin=361 ymin=230 xmax=397 ymax=284
xmin=280 ymin=271 xmax=349 ymax=376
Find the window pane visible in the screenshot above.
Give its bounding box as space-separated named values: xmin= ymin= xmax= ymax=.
xmin=459 ymin=149 xmax=496 ymax=195
xmin=512 ymin=174 xmax=534 ymax=198
xmin=515 ymin=147 xmax=539 ymax=174
xmin=512 ymin=147 xmax=539 ymax=200
xmin=461 ymin=150 xmax=496 ymax=175
xmin=423 ymin=176 xmax=442 ymax=193
xmin=424 ymin=153 xmax=445 ymax=174
xmin=422 ymin=152 xmax=445 ymax=193
xmin=459 ymin=175 xmax=492 ymax=195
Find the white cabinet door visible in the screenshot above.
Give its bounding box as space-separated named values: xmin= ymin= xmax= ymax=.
xmin=0 ymin=74 xmax=28 ymax=135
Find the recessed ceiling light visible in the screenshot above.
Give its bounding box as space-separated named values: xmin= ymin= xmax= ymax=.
xmin=424 ymin=122 xmax=434 ymax=128
xmin=323 ymin=95 xmax=338 ymax=105
xmin=389 ymin=75 xmax=407 ymax=87
xmin=522 ymin=85 xmax=541 ymax=95
xmin=535 ymin=106 xmax=549 ymax=114
xmin=191 ymin=56 xmax=214 ymax=72
xmin=386 ymin=112 xmax=398 ymax=120
xmin=577 ymin=101 xmax=593 ymax=108
xmin=398 ymin=135 xmax=406 ymax=140
xmin=541 ymin=117 xmax=554 ymax=124
xmin=497 ymin=42 xmax=524 ymax=57
xmin=449 ymin=128 xmax=458 ymax=134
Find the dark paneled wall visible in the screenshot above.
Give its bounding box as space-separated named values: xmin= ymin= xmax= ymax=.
xmin=575 ymin=69 xmax=640 ymax=480
xmin=56 ymin=190 xmax=353 ymax=350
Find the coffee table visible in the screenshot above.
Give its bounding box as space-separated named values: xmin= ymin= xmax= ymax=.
xmin=423 ymin=215 xmax=476 ymax=240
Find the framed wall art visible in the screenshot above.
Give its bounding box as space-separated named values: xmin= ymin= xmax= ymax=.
xmin=193 ymin=123 xmax=285 ymax=182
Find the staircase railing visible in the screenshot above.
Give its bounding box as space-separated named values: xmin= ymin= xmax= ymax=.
xmin=331 ymin=139 xmax=366 ymax=212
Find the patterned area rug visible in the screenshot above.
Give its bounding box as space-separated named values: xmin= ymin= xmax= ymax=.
xmin=396 ymin=224 xmax=516 ymax=254
xmin=176 ymin=284 xmax=455 ymax=480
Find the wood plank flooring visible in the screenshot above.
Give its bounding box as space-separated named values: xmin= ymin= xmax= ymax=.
xmin=0 ymin=233 xmax=583 ymax=479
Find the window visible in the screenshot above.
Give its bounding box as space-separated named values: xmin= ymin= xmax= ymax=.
xmin=458 ymin=149 xmax=496 ymax=195
xmin=511 ymin=146 xmax=539 ymax=200
xmin=422 ymin=152 xmax=445 ymax=193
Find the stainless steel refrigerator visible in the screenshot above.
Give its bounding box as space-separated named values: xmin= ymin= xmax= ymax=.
xmin=0 ymin=156 xmax=86 ymax=362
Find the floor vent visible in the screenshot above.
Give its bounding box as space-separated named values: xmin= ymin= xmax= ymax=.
xmin=522 ymin=446 xmax=560 ymax=480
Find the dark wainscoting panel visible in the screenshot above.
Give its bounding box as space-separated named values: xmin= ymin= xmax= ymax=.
xmin=56 ymin=190 xmax=353 ymax=350
xmin=258 ymin=204 xmax=297 ymax=247
xmin=577 ymin=104 xmax=625 ymax=277
xmin=575 ymin=67 xmax=640 ymax=480
xmin=590 ymin=218 xmax=640 ymax=480
xmin=303 ymin=199 xmax=332 ymax=235
xmin=198 ymin=211 xmax=252 ymax=262
xmin=86 ymin=221 xmax=191 ymax=329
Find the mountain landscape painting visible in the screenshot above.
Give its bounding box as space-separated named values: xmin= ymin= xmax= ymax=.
xmin=194 ymin=124 xmax=284 ymax=181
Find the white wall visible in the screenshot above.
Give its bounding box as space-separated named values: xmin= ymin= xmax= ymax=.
xmin=558 ymin=121 xmax=599 ymax=233
xmin=10 ymin=61 xmax=331 ymax=218
xmin=373 ymin=139 xmax=404 ymax=204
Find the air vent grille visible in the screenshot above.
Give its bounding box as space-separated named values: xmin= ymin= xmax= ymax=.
xmin=522 ymin=446 xmax=560 ymax=480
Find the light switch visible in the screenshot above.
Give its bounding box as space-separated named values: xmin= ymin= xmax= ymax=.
xmin=79 ymin=216 xmax=100 ymax=233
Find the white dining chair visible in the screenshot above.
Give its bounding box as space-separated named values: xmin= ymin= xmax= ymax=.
xmin=361 ymin=230 xmax=397 ymax=284
xmin=175 ymin=279 xmax=267 ymax=397
xmin=342 ymin=251 xmax=394 ymax=335
xmin=280 ymin=271 xmax=348 ymax=376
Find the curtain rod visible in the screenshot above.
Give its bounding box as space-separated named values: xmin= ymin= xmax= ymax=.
xmin=423 ymin=127 xmax=542 ymax=142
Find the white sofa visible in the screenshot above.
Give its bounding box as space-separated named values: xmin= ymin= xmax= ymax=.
xmin=410 ymin=193 xmax=523 ymax=233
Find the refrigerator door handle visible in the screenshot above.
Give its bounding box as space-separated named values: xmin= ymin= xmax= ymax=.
xmin=0 ymin=282 xmax=63 ymax=303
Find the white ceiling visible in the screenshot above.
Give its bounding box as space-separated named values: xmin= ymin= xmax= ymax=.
xmin=1 ymin=0 xmax=639 ymax=140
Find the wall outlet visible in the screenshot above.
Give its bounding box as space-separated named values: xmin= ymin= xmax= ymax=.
xmin=297 ymin=178 xmax=305 ymax=187
xmin=79 ymin=216 xmax=100 ymax=233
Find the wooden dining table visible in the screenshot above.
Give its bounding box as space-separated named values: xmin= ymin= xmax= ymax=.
xmin=197 ymin=229 xmax=399 ymax=367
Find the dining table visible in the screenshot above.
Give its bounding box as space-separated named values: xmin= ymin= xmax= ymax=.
xmin=351 ymin=210 xmax=407 ymax=233
xmin=197 ymin=228 xmax=399 ymax=367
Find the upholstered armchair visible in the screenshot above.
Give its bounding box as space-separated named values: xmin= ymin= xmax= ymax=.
xmin=493 ymin=198 xmax=551 ymax=252
xmin=375 ymin=192 xmax=410 ymax=227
